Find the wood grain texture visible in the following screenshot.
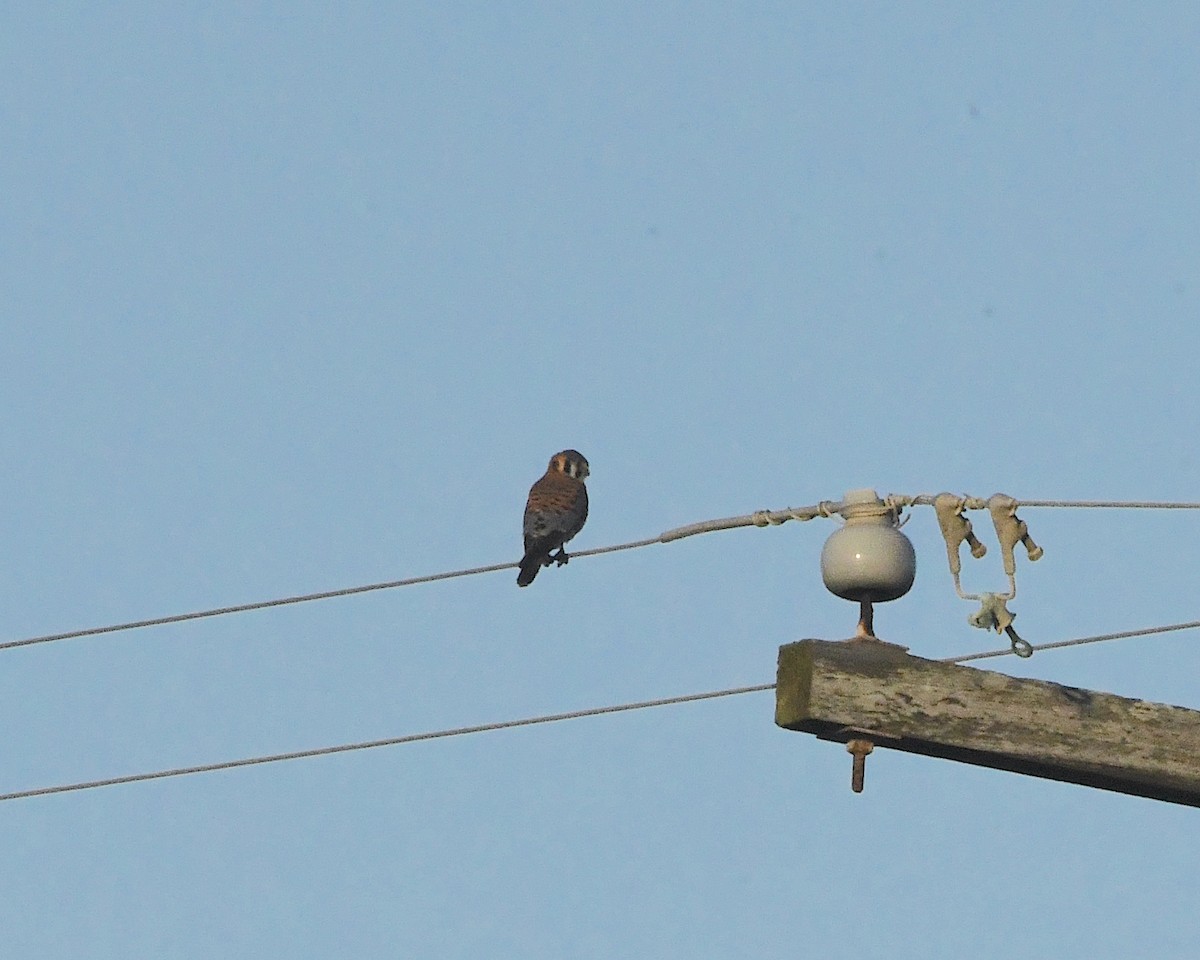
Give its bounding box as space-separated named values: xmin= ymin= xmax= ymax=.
xmin=775 ymin=639 xmax=1200 ymax=807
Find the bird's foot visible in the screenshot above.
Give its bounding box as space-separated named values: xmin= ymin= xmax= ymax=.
xmin=550 ymin=548 xmax=570 ymax=567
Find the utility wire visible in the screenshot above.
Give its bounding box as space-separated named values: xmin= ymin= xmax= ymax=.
xmin=900 ymin=496 xmax=1200 ymax=510
xmin=0 ymin=683 xmax=774 ymax=803
xmin=1 ymin=505 xmax=820 ymax=652
xmin=0 ymin=536 xmax=662 ymax=653
xmin=990 ymin=499 xmax=1200 ymax=509
xmin=2 ymin=618 xmax=1195 ymax=804
xmin=6 ymin=496 xmax=1199 ymax=655
xmin=941 ymin=619 xmax=1200 ymax=663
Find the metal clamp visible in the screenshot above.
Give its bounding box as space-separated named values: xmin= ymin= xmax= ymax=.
xmin=988 ymin=494 xmax=1044 ymax=576
xmin=933 ymin=493 xmax=988 ymax=596
xmin=968 ymin=593 xmax=1033 ymax=657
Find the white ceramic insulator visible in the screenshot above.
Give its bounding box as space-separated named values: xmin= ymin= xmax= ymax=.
xmin=820 ymin=489 xmax=917 ymax=602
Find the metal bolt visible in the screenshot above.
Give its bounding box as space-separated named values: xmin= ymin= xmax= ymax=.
xmin=846 ymin=739 xmax=874 ymax=793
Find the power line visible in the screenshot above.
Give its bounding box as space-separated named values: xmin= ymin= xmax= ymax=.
xmin=0 ymin=683 xmax=775 ymax=803
xmin=6 ymin=495 xmax=1199 ymax=655
xmin=903 ymin=496 xmax=1200 ymax=510
xmin=942 ymin=619 xmax=1200 ymax=663
xmin=3 ymin=617 xmax=1195 ymax=804
xmin=0 ymin=507 xmax=817 ymax=652
xmin=1002 ymin=500 xmax=1200 ymax=509
xmin=0 ymin=536 xmax=662 ymax=653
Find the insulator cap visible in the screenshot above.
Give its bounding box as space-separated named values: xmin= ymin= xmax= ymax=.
xmin=821 ymin=489 xmax=917 ymax=602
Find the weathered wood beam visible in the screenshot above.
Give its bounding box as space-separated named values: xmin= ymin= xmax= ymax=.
xmin=776 ymin=639 xmax=1200 ymax=807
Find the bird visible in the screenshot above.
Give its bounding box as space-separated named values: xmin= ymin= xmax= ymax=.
xmin=518 ymin=449 xmax=589 ymax=587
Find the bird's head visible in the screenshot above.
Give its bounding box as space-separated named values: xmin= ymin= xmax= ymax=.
xmin=550 ymin=449 xmax=589 ymax=481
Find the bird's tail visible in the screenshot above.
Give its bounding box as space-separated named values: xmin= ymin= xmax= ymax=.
xmin=517 ymin=552 xmax=542 ymax=587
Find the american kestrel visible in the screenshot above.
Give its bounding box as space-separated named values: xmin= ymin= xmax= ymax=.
xmin=518 ymin=449 xmax=590 ymax=587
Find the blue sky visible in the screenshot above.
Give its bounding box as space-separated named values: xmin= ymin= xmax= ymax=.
xmin=3 ymin=3 xmax=1199 ymax=956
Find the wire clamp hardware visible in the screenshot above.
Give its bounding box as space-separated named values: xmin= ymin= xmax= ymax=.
xmin=968 ymin=593 xmax=1033 ymax=657
xmin=933 ymin=493 xmax=988 ymax=591
xmin=988 ymin=494 xmax=1044 ymax=574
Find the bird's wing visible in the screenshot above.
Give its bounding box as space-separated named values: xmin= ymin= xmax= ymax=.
xmin=523 ymin=474 xmax=586 ymax=550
